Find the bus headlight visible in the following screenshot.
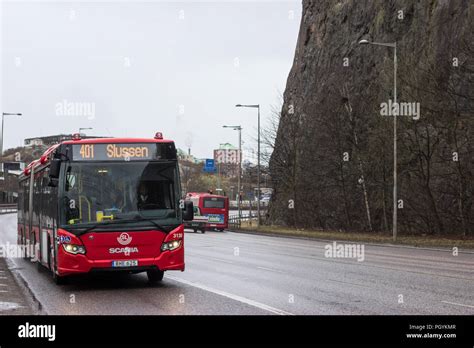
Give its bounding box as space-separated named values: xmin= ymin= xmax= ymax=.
xmin=62 ymin=244 xmax=86 ymax=255
xmin=161 ymin=240 xmax=181 ymax=252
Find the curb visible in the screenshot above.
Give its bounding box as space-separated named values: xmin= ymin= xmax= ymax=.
xmin=227 ymin=229 xmax=474 ymax=254
xmin=6 ymin=258 xmax=46 ymax=315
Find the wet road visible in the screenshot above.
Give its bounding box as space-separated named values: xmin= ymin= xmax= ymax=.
xmin=1 ymin=213 xmax=473 ymax=315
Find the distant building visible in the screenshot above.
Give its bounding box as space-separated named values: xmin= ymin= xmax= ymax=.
xmin=24 ymin=134 xmax=107 ymax=147
xmin=214 ymin=143 xmax=239 ymax=177
xmin=177 ymin=148 xmax=204 ymax=164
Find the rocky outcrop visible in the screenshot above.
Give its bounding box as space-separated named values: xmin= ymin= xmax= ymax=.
xmin=269 ymin=0 xmax=473 ymax=235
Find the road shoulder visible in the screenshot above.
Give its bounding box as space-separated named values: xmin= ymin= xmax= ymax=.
xmin=229 ymin=228 xmax=474 ymax=253
xmin=0 ymin=257 xmax=40 ymax=315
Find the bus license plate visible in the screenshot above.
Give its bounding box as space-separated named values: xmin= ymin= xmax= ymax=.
xmin=112 ymin=260 xmax=138 ymax=267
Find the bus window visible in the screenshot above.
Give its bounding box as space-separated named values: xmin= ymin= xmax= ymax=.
xmin=203 ymin=198 xmax=225 ymax=209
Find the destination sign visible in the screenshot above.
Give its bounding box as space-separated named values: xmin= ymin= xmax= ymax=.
xmin=72 ymin=143 xmax=176 ymax=161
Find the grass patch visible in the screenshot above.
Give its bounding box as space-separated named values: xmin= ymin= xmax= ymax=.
xmin=236 ymin=223 xmax=474 ymax=249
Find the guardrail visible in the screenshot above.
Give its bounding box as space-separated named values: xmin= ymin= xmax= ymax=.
xmin=228 ymin=212 xmax=263 ymax=229
xmin=229 ymin=200 xmax=269 ymax=209
xmin=0 ymin=204 xmax=17 ymax=214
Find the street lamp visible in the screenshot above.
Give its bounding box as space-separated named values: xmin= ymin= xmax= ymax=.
xmin=223 ymin=125 xmax=242 ymax=220
xmin=217 ymin=143 xmax=228 ymax=191
xmin=79 ymin=127 xmax=93 ymax=135
xmin=1 ymin=112 xmax=22 ymax=156
xmin=359 ymin=39 xmax=398 ymax=241
xmin=236 ymin=104 xmax=261 ymax=227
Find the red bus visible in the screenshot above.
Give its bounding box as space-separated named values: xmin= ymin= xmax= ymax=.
xmin=186 ymin=193 xmax=229 ymax=231
xmin=17 ymin=133 xmax=194 ymax=284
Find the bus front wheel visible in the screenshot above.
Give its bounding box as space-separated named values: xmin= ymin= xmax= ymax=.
xmin=50 ymin=243 xmax=68 ymax=285
xmin=147 ymin=269 xmax=164 ymax=283
xmin=52 ymin=271 xmax=68 ymax=285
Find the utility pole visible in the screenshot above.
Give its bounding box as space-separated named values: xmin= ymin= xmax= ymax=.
xmin=359 ymin=39 xmax=398 ymax=241
xmin=1 ymin=112 xmax=22 ymax=156
xmin=236 ymin=104 xmax=261 ymax=227
xmin=223 ymin=125 xmax=243 ymax=220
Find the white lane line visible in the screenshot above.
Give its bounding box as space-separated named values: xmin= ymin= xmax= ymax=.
xmin=327 ymin=279 xmax=371 ymax=288
xmin=0 ymin=284 xmax=7 ymax=287
xmin=167 ymin=275 xmax=294 ymax=316
xmin=208 ymin=257 xmax=236 ymax=265
xmin=0 ymin=290 xmax=8 ymax=293
xmin=0 ymin=277 xmax=6 ymax=279
xmin=256 ymin=266 xmax=285 ymax=274
xmin=441 ymin=301 xmax=474 ymax=309
xmin=187 ymin=254 xmax=236 ymax=265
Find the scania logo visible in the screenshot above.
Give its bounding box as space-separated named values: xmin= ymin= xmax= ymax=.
xmin=117 ymin=233 xmax=132 ymax=246
xmin=109 ymin=247 xmax=139 ymax=254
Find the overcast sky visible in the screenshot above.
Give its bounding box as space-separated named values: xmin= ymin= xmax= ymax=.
xmin=1 ymin=0 xmax=301 ymax=161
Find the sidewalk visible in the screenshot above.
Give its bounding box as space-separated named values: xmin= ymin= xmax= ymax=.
xmin=0 ymin=257 xmax=35 ymax=315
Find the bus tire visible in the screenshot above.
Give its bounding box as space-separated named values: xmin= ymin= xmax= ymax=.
xmin=193 ymin=228 xmax=198 ymax=233
xmin=52 ymin=271 xmax=68 ymax=285
xmin=147 ymin=269 xmax=164 ymax=283
xmin=36 ymin=261 xmax=42 ymax=271
xmin=50 ymin=244 xmax=67 ymax=285
xmin=28 ymin=232 xmax=35 ymax=262
xmin=201 ymin=229 xmax=206 ymax=234
xmin=22 ymin=232 xmax=29 ymax=259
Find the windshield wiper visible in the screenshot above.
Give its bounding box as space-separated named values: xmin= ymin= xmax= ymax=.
xmin=136 ymin=217 xmax=167 ymax=232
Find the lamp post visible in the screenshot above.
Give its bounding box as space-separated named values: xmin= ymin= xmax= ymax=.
xmin=79 ymin=127 xmax=93 ymax=135
xmin=223 ymin=125 xmax=242 ymax=220
xmin=236 ymin=104 xmax=261 ymax=227
xmin=359 ymin=39 xmax=398 ymax=241
xmin=217 ymin=143 xmax=227 ymax=192
xmin=1 ymin=112 xmax=22 ymax=156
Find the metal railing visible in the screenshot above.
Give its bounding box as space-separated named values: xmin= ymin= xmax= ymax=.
xmin=0 ymin=203 xmax=17 ymax=214
xmin=228 ymin=212 xmax=263 ymax=229
xmin=229 ymin=200 xmax=269 ymax=209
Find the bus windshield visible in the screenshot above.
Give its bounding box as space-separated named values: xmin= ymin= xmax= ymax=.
xmin=203 ymin=197 xmax=225 ymax=209
xmin=61 ymin=161 xmax=179 ymax=227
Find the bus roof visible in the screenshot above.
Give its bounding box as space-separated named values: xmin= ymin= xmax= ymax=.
xmin=62 ymin=137 xmax=174 ymax=145
xmin=21 ymin=136 xmax=174 ymax=177
xmin=186 ymin=192 xmax=227 ymax=199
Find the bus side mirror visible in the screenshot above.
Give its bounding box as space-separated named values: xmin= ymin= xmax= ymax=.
xmin=49 ymin=158 xmax=61 ymax=179
xmin=47 ymin=159 xmax=61 ymax=187
xmin=182 ymin=201 xmax=194 ymax=221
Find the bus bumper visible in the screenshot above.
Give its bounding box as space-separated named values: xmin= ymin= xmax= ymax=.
xmin=57 ymin=247 xmax=185 ymax=276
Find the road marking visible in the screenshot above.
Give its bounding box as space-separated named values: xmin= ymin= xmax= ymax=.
xmin=0 ymin=290 xmax=8 ymax=293
xmin=256 ymin=266 xmax=285 ymax=274
xmin=0 ymin=277 xmax=6 ymax=279
xmin=0 ymin=284 xmax=7 ymax=287
xmin=327 ymin=279 xmax=371 ymax=288
xmin=167 ymin=275 xmax=294 ymax=316
xmin=187 ymin=253 xmax=236 ymax=265
xmin=441 ymin=301 xmax=474 ymax=309
xmin=208 ymin=257 xmax=236 ymax=265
